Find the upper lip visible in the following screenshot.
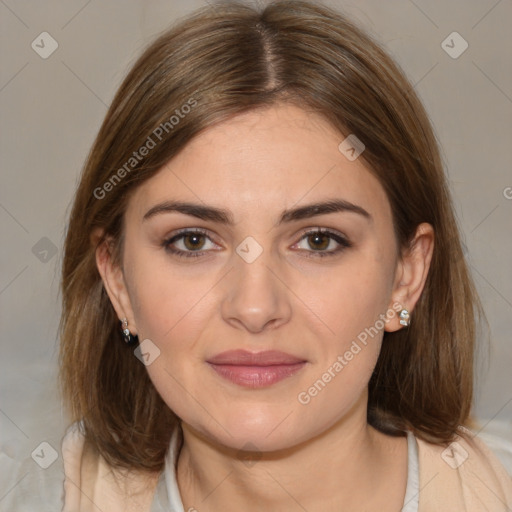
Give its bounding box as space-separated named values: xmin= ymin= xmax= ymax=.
xmin=207 ymin=350 xmax=306 ymax=366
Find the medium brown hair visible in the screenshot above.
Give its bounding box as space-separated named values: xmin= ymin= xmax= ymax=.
xmin=59 ymin=0 xmax=483 ymax=473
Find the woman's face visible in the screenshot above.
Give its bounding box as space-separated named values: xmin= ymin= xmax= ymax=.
xmin=107 ymin=103 xmax=411 ymax=451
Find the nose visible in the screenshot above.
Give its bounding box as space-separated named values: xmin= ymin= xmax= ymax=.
xmin=220 ymin=249 xmax=292 ymax=334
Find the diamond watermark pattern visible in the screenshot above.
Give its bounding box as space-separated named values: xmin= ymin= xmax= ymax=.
xmin=134 ymin=339 xmax=161 ymax=366
xmin=31 ymin=441 xmax=58 ymax=469
xmin=338 ymin=134 xmax=365 ymax=161
xmin=237 ymin=441 xmax=262 ymax=467
xmin=441 ymin=441 xmax=469 ymax=469
xmin=441 ymin=32 xmax=468 ymax=59
xmin=31 ymin=32 xmax=59 ymax=59
xmin=236 ymin=236 xmax=263 ymax=264
xmin=31 ymin=237 xmax=58 ymax=263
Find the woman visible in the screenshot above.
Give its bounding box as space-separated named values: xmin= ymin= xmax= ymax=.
xmin=55 ymin=1 xmax=511 ymax=510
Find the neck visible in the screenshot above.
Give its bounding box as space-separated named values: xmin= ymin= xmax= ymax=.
xmin=175 ymin=393 xmax=408 ymax=512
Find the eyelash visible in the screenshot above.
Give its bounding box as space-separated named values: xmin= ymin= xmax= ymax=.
xmin=162 ymin=228 xmax=352 ymax=259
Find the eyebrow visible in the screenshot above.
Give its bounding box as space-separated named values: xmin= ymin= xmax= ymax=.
xmin=142 ymin=199 xmax=372 ymax=225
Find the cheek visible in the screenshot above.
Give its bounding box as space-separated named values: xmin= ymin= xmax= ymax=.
xmin=296 ymin=252 xmax=395 ymax=347
xmin=294 ymin=268 xmax=389 ymax=420
xmin=292 ymin=252 xmax=393 ymax=393
xmin=123 ymin=254 xmax=220 ymax=415
xmin=127 ymin=277 xmax=214 ymax=422
xmin=125 ymin=251 xmax=216 ymax=343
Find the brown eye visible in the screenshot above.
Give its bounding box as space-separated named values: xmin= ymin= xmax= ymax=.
xmin=183 ymin=233 xmax=206 ymax=251
xmin=307 ymin=233 xmax=330 ymax=251
xmin=163 ymin=229 xmax=219 ymax=258
xmin=293 ymin=229 xmax=352 ymax=258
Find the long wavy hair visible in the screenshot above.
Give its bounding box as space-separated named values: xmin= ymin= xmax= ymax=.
xmin=59 ymin=0 xmax=483 ymax=473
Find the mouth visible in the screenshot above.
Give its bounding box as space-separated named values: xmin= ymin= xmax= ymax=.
xmin=206 ymin=350 xmax=307 ymax=388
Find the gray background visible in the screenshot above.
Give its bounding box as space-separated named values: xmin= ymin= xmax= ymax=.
xmin=1 ymin=0 xmax=511 ymax=497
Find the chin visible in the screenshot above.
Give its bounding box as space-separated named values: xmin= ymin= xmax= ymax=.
xmin=193 ymin=409 xmax=311 ymax=454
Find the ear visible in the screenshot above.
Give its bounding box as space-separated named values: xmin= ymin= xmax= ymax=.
xmin=92 ymin=228 xmax=138 ymax=335
xmin=385 ymin=222 xmax=434 ymax=332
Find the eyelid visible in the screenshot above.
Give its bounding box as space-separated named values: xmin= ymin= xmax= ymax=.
xmin=291 ymin=227 xmax=352 ymax=255
xmin=294 ymin=226 xmax=349 ymax=240
xmin=165 ymin=227 xmax=215 ymax=242
xmin=162 ymin=228 xmax=222 ymax=258
xmin=162 ymin=226 xmax=352 ymax=259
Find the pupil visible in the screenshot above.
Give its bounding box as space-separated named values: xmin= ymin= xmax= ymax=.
xmin=184 ymin=234 xmax=205 ymax=250
xmin=308 ymin=233 xmax=329 ymax=250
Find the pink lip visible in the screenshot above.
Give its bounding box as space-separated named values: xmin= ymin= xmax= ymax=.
xmin=206 ymin=350 xmax=307 ymax=388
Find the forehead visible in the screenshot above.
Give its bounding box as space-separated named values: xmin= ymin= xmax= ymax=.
xmin=128 ymin=103 xmax=391 ymax=224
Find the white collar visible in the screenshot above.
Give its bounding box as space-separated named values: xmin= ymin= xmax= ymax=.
xmin=150 ymin=428 xmax=419 ymax=512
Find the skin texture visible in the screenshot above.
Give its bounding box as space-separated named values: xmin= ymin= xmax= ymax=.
xmin=96 ymin=103 xmax=434 ymax=511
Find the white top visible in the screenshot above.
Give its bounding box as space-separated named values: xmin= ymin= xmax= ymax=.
xmin=4 ymin=421 xmax=511 ymax=510
xmin=149 ymin=429 xmax=420 ymax=512
xmin=5 ymin=423 xmax=512 ymax=510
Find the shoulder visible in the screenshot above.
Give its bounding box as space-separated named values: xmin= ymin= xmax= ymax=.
xmin=61 ymin=422 xmax=161 ymax=512
xmin=416 ymin=426 xmax=512 ymax=511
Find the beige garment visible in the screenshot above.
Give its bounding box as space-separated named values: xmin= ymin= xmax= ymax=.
xmin=62 ymin=424 xmax=512 ymax=511
xmin=61 ymin=425 xmax=159 ymax=511
xmin=416 ymin=426 xmax=512 ymax=511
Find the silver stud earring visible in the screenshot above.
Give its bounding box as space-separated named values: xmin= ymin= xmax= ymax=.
xmin=399 ymin=309 xmax=410 ymax=327
xmin=121 ymin=318 xmax=139 ymax=345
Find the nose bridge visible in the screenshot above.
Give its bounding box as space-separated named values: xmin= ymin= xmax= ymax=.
xmin=220 ymin=244 xmax=291 ymax=333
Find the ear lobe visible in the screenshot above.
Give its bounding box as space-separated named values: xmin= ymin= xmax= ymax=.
xmin=385 ymin=222 xmax=434 ymax=332
xmin=94 ymin=230 xmax=138 ymax=335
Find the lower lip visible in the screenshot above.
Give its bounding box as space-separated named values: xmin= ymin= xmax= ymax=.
xmin=207 ymin=362 xmax=306 ymax=388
